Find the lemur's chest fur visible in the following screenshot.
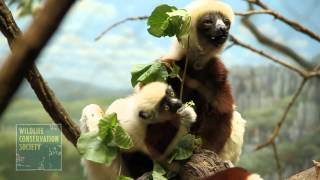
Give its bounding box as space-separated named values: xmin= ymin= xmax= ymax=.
xmin=168 ymin=57 xmax=234 ymax=153
xmin=145 ymin=118 xmax=180 ymax=157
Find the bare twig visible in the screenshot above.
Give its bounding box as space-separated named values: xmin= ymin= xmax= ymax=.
xmin=0 ymin=0 xmax=80 ymax=145
xmin=95 ymin=16 xmax=148 ymax=41
xmin=223 ymin=42 xmax=235 ymax=52
xmin=272 ymin=143 xmax=283 ymax=180
xmin=256 ymin=78 xmax=308 ymax=150
xmin=240 ymin=17 xmax=312 ymax=70
xmin=179 ymin=36 xmax=190 ymax=100
xmin=241 ymin=0 xmax=320 ymax=42
xmin=229 ymin=35 xmax=309 ymax=77
xmin=235 ymin=9 xmax=273 ymax=16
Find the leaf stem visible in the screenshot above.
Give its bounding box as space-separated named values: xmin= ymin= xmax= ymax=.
xmin=179 ymin=35 xmax=190 ymax=100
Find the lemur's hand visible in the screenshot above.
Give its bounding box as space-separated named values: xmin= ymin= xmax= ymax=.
xmin=177 ymin=106 xmax=197 ymax=127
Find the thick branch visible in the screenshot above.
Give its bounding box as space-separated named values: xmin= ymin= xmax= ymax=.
xmin=240 ymin=17 xmax=313 ymax=70
xmin=0 ymin=0 xmax=79 ymax=145
xmin=0 ymin=1 xmax=20 ymax=45
xmin=26 ymin=65 xmax=80 ymax=146
xmin=241 ymin=0 xmax=320 ymax=42
xmin=287 ymin=166 xmax=320 ymax=180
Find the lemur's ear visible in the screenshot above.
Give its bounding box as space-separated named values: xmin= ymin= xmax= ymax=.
xmin=133 ymin=82 xmax=144 ymax=93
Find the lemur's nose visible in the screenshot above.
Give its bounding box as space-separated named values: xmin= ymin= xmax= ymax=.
xmin=169 ymin=98 xmax=182 ymax=112
xmin=216 ymin=19 xmax=227 ymax=35
xmin=217 ymin=25 xmax=227 ymax=33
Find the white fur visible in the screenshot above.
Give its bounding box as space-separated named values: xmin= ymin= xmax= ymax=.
xmin=105 ymin=96 xmax=149 ymax=154
xmin=218 ymin=111 xmax=246 ymax=163
xmin=247 ymin=174 xmax=264 ymax=180
xmin=216 ymin=19 xmax=225 ymax=27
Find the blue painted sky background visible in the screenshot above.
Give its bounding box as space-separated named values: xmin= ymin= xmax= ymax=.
xmin=0 ymin=0 xmax=319 ymax=90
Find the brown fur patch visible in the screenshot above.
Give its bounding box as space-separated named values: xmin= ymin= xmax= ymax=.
xmin=168 ymin=57 xmax=234 ymax=153
xmin=145 ymin=117 xmax=180 ymax=157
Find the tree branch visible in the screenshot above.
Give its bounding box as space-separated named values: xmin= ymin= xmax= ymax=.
xmin=255 ymin=78 xmax=308 ymax=150
xmin=240 ymin=0 xmax=320 ymax=42
xmin=240 ymin=17 xmax=313 ymax=70
xmin=95 ymin=16 xmax=148 ymax=41
xmin=229 ymin=35 xmax=309 ymax=77
xmin=0 ymin=0 xmax=80 ymax=145
xmin=272 ymin=143 xmax=283 ymax=180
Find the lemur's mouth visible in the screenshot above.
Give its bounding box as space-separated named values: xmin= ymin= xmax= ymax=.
xmin=211 ymin=33 xmax=228 ymax=45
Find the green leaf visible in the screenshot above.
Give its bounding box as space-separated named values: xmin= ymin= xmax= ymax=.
xmin=168 ymin=62 xmax=181 ymax=79
xmin=117 ymin=176 xmax=134 ymax=180
xmin=147 ymin=4 xmax=191 ymax=39
xmin=98 ymin=113 xmax=118 ymax=143
xmin=152 ymin=162 xmax=167 ymax=180
xmin=167 ymin=10 xmax=191 ymax=39
xmin=153 ymin=162 xmax=166 ymax=175
xmin=147 ymin=5 xmax=177 ymax=37
xmin=131 ymin=61 xmax=169 ymax=87
xmin=152 ymin=171 xmax=168 ymax=180
xmin=168 ymin=134 xmax=198 ymax=163
xmin=77 ymin=131 xmax=118 ymax=165
xmin=114 ymin=125 xmax=134 ymax=149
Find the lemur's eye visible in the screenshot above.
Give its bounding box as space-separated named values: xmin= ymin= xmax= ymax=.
xmin=169 ymin=91 xmax=175 ymax=97
xmin=203 ymin=19 xmax=212 ymax=24
xmin=223 ymin=18 xmax=230 ymax=26
xmin=139 ymin=111 xmax=152 ymax=119
xmin=164 ymin=105 xmax=170 ymax=111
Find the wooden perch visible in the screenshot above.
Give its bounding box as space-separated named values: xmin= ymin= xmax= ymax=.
xmin=0 ymin=0 xmax=80 ymax=145
xmin=287 ymin=166 xmax=320 ymax=180
xmin=137 ymin=149 xmax=233 ymax=180
xmin=179 ymin=149 xmax=232 ymax=179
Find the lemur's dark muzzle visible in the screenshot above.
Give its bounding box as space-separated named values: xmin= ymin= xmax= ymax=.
xmin=169 ymin=98 xmax=182 ymax=113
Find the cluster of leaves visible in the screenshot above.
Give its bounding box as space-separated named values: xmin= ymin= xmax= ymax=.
xmin=131 ymin=60 xmax=181 ymax=87
xmin=132 ymin=4 xmax=192 ymax=87
xmin=6 ymin=0 xmax=42 ymax=17
xmin=77 ymin=113 xmax=133 ymax=165
xmin=147 ymin=4 xmax=191 ymax=40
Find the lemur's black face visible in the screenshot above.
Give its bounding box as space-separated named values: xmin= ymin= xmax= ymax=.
xmin=138 ymin=86 xmax=182 ymax=123
xmin=197 ymin=11 xmax=231 ymax=46
xmin=159 ymin=86 xmax=182 ymax=113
